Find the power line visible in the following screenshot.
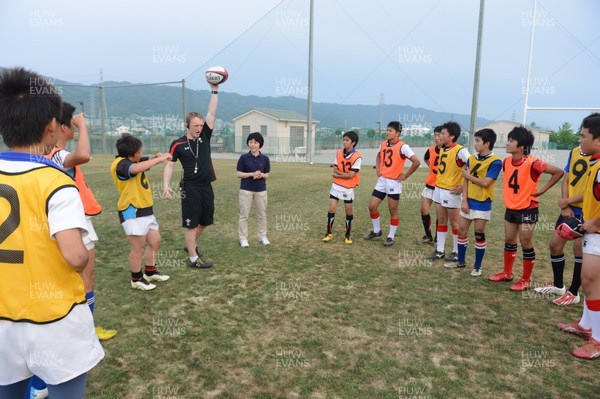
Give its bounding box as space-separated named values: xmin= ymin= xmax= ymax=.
xmin=184 ymin=0 xmax=286 ymax=80
xmin=58 ymin=81 xmax=183 ymax=89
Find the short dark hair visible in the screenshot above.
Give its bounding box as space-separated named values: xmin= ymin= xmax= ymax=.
xmin=442 ymin=121 xmax=461 ymax=142
xmin=582 ymin=114 xmax=600 ymax=139
xmin=507 ymin=126 xmax=534 ymax=155
xmin=185 ymin=112 xmax=203 ymax=129
xmin=0 ymin=67 xmax=63 ymax=148
xmin=387 ymin=121 xmax=402 ymax=134
xmin=582 ymin=112 xmax=600 ymax=128
xmin=474 ymin=128 xmax=497 ymax=150
xmin=116 ymin=133 xmax=142 ymax=158
xmin=247 ymin=132 xmax=264 ymax=148
xmin=343 ymin=131 xmax=359 ymax=147
xmin=60 ymin=102 xmax=76 ymax=126
xmin=433 ymin=125 xmax=443 ymax=133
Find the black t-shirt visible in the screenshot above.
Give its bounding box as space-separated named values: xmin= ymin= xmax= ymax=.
xmin=169 ymin=124 xmax=216 ymax=185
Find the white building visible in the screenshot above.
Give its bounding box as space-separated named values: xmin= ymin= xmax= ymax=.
xmin=402 ymin=124 xmax=432 ymax=137
xmin=476 ymin=120 xmax=550 ymax=149
xmin=114 ymin=125 xmax=129 ymax=136
xmin=232 ymin=108 xmax=318 ymax=155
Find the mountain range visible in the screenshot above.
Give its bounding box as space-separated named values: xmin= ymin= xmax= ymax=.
xmin=34 ymin=73 xmax=492 ymax=130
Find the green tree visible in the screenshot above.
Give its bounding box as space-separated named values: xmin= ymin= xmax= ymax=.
xmin=334 ymin=128 xmax=343 ymax=137
xmin=549 ymin=122 xmax=579 ymax=150
xmin=367 ymin=129 xmax=376 ymax=138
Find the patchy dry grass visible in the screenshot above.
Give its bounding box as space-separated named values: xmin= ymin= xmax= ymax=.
xmin=83 ymin=155 xmax=598 ymax=398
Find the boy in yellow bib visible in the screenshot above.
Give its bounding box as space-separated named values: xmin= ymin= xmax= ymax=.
xmin=443 ymin=128 xmax=501 ymax=276
xmin=0 ymin=67 xmax=104 ymax=399
xmin=557 ymin=114 xmax=600 ymax=359
xmin=110 ymin=134 xmax=172 ymax=291
xmin=428 ymin=122 xmax=470 ymax=261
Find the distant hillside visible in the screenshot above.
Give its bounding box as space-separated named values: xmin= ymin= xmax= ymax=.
xmin=7 ymin=69 xmax=490 ymax=129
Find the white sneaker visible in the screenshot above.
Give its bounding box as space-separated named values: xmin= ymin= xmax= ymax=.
xmin=240 ymin=239 xmax=249 ymax=248
xmin=533 ymin=284 xmax=566 ymax=296
xmin=143 ymin=272 xmax=170 ymax=282
xmin=259 ymin=237 xmax=270 ymax=246
xmin=470 ymin=268 xmax=482 ymax=277
xmin=130 ymin=278 xmax=156 ymax=291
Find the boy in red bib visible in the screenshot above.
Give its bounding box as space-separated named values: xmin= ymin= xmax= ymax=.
xmin=417 ymin=126 xmax=442 ymax=244
xmin=323 ymin=131 xmax=362 ymax=244
xmin=488 ymin=126 xmax=563 ymax=290
xmin=364 ymin=121 xmax=420 ymax=246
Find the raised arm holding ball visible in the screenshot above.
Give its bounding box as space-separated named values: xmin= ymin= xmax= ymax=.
xmin=163 ymin=67 xmax=228 ymax=269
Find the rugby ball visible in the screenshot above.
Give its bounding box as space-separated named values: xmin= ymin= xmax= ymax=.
xmin=205 ymin=66 xmax=228 ymax=85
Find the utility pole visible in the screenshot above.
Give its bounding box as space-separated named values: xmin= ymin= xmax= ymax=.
xmin=99 ymin=68 xmax=107 ymax=153
xmin=468 ymin=0 xmax=486 ymax=154
xmin=182 ymin=79 xmax=187 ymax=126
xmin=378 ymin=93 xmax=384 ymax=138
xmin=306 ymin=0 xmax=314 ymax=164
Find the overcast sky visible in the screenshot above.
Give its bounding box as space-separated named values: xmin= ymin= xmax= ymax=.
xmin=1 ymin=0 xmax=599 ymax=130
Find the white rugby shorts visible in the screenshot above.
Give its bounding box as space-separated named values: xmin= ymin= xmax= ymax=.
xmin=433 ymin=187 xmax=462 ymax=208
xmin=374 ymin=176 xmax=402 ymax=195
xmin=121 ymin=215 xmax=159 ymax=236
xmin=583 ymin=233 xmax=600 ymax=256
xmin=0 ymin=304 xmax=104 ymax=385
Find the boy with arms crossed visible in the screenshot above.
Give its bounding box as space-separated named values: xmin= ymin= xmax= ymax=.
xmin=488 ymin=127 xmax=563 ymax=290
xmin=444 ymin=129 xmax=501 ymax=276
xmin=323 ymin=131 xmax=362 ymax=244
xmin=428 ymin=121 xmax=470 ymax=261
xmin=364 ymin=121 xmax=420 ymax=246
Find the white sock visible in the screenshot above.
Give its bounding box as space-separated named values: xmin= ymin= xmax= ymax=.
xmin=436 ymin=231 xmax=447 ymax=253
xmin=452 ymin=233 xmax=458 ymax=253
xmin=371 ymin=217 xmax=381 ymax=233
xmin=580 ymin=299 xmax=591 ymax=329
xmin=190 ymin=256 xmax=198 ymax=263
xmin=589 ymin=305 xmax=600 ymax=341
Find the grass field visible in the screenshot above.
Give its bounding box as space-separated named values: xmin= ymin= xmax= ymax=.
xmin=82 ymin=154 xmax=598 ymax=399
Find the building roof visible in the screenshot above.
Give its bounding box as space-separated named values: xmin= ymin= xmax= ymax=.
xmin=476 ymin=120 xmax=549 ymax=135
xmin=233 ymin=108 xmax=319 ymax=123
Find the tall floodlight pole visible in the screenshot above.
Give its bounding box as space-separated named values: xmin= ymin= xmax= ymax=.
xmin=523 ymin=0 xmax=537 ymax=125
xmin=306 ymin=0 xmax=315 ymax=164
xmin=468 ymin=0 xmax=486 ymax=154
